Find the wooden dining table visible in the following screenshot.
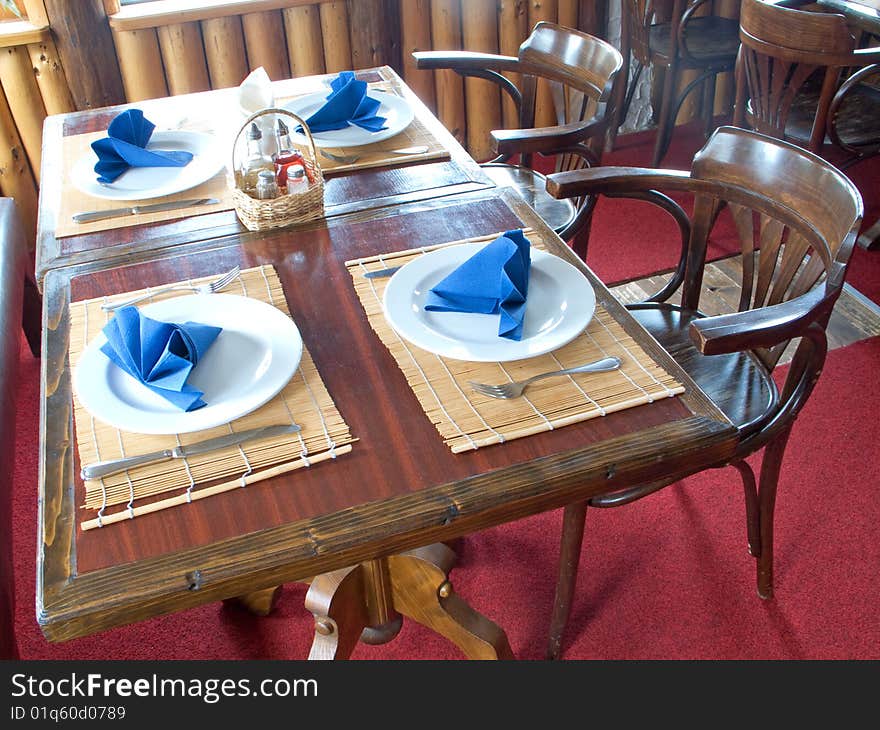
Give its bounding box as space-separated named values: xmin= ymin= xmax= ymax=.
xmin=37 ymin=189 xmax=740 ymax=659
xmin=35 ymin=65 xmax=492 ymax=288
xmin=35 ymin=68 xmax=739 ymax=659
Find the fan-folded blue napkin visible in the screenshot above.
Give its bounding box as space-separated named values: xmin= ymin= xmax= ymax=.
xmin=302 ymin=71 xmax=388 ymax=133
xmin=100 ymin=306 xmax=222 ymax=411
xmin=91 ymin=109 xmax=194 ymax=184
xmin=425 ymin=229 xmax=531 ymax=340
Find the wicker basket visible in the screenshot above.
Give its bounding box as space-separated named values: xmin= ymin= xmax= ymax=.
xmin=231 ymin=107 xmax=324 ymax=232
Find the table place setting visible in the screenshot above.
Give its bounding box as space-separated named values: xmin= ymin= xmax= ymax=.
xmin=278 ymin=71 xmax=451 ymax=175
xmin=348 ymin=229 xmax=686 ymax=453
xmin=57 ymin=106 xmax=230 ymax=238
xmin=67 ymin=264 xmax=355 ymax=530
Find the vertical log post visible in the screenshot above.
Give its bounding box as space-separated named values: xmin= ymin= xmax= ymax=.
xmin=320 ymin=1 xmax=353 ymax=73
xmin=347 ymin=0 xmax=399 ymax=71
xmin=202 ymin=16 xmax=249 ymax=89
xmin=0 ymin=46 xmax=46 ymax=182
xmin=498 ymin=0 xmax=529 ymax=128
xmin=400 ymin=0 xmax=436 ymax=110
xmin=241 ymin=11 xmax=291 ymax=80
xmin=558 ymin=0 xmax=578 ymax=29
xmin=26 ymin=39 xmax=75 ymax=115
xmin=112 ymin=28 xmax=168 ymax=101
xmin=284 ymin=5 xmax=325 ymax=77
xmin=528 ymin=0 xmax=559 ymax=128
xmin=462 ymin=0 xmax=500 ymax=161
xmin=158 ymin=22 xmax=210 ymax=95
xmin=0 ymin=91 xmax=38 ymax=252
xmin=430 ymin=0 xmax=465 ymax=143
xmin=42 ymin=0 xmax=125 ymax=109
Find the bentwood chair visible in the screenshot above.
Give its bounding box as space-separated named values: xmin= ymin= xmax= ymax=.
xmin=0 ymin=198 xmax=32 ymax=659
xmin=615 ymin=0 xmax=741 ymax=165
xmin=543 ymin=126 xmax=863 ymax=659
xmin=414 ymin=22 xmax=623 ymax=260
xmin=735 ymin=0 xmax=880 ymax=172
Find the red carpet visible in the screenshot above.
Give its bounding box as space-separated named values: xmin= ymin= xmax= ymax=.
xmin=11 ymin=333 xmax=880 ymax=660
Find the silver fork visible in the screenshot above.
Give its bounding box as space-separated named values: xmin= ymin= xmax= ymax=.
xmin=469 ymin=356 xmax=622 ymax=399
xmin=101 ymin=266 xmax=241 ymax=311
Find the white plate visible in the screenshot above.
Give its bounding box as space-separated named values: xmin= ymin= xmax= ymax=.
xmin=383 ymin=244 xmax=596 ymax=362
xmin=70 ymin=130 xmax=225 ymax=201
xmin=282 ymin=90 xmax=414 ymax=148
xmin=73 ymin=294 xmax=303 ymax=434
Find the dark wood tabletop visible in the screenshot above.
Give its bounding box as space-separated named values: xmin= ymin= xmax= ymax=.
xmin=37 ymin=185 xmax=738 ymax=644
xmin=35 ymin=66 xmax=492 ymax=288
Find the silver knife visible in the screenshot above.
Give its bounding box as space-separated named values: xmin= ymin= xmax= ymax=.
xmin=80 ymin=423 xmax=301 ymax=480
xmin=363 ymin=265 xmax=403 ymax=279
xmin=72 ymin=197 xmax=220 ymax=224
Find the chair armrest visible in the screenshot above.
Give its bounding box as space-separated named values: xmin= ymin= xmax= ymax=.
xmin=491 ymin=116 xmax=609 ymax=156
xmin=689 ymin=286 xmax=828 ymax=356
xmin=413 ymin=51 xmax=521 ymax=74
xmin=546 ymin=166 xmax=694 ymax=199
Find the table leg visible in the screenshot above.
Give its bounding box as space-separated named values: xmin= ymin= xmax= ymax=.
xmin=225 ymin=585 xmax=283 ymax=616
xmin=305 ymin=567 xmax=369 ymax=660
xmin=303 ymin=544 xmax=513 ymax=659
xmin=388 ymin=544 xmax=513 ymax=660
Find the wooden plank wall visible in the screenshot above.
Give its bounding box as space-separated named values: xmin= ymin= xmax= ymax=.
xmin=0 ymin=0 xmax=740 ymax=252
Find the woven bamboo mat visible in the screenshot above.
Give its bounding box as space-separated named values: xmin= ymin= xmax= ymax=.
xmin=347 ymin=231 xmax=685 ymax=453
xmin=69 ymin=265 xmax=355 ymax=530
xmin=276 ymin=79 xmax=450 ymax=175
xmin=56 ymin=127 xmax=233 ymax=238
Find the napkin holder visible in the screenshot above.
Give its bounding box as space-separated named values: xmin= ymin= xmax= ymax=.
xmin=231 ymin=108 xmax=324 ymax=232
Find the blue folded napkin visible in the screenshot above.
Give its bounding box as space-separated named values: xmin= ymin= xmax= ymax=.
xmin=425 ymin=229 xmax=531 ymax=341
xmin=100 ymin=306 xmax=222 ymax=411
xmin=91 ymin=109 xmax=194 ymax=184
xmin=302 ymin=71 xmax=388 ymax=134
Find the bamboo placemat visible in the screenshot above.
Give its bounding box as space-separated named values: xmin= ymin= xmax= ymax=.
xmin=347 ymin=231 xmax=686 ymax=453
xmin=56 ymin=127 xmax=234 ymax=238
xmin=69 ymin=265 xmax=355 ymax=530
xmin=275 ymin=79 xmax=451 ymax=175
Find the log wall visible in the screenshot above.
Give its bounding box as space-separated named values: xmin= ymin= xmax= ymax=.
xmin=0 ymin=0 xmax=740 ymax=252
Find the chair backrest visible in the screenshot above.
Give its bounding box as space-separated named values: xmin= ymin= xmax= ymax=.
xmin=621 ymin=0 xmax=672 ymax=66
xmin=0 ymin=198 xmax=25 ymax=659
xmin=516 ymin=22 xmax=622 ymax=135
xmin=736 ymin=0 xmax=857 ymax=152
xmin=688 ymin=127 xmax=862 ymax=369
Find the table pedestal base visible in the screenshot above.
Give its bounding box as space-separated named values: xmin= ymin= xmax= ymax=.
xmin=304 ymin=543 xmax=513 ymax=660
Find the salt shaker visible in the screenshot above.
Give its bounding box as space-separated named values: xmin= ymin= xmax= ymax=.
xmin=284 ymin=164 xmax=308 ymax=194
xmin=254 ymin=169 xmax=280 ymax=199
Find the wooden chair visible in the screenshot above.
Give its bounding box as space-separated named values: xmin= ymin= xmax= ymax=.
xmin=414 ymin=21 xmax=623 ymax=260
xmin=0 ymin=198 xmax=31 ymax=659
xmin=616 ymin=0 xmax=741 ymax=166
xmin=543 ymin=126 xmax=863 ymax=659
xmin=735 ymin=0 xmax=880 ymax=250
xmin=735 ymin=0 xmax=880 ymax=170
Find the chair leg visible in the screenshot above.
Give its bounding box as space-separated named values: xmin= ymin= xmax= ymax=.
xmin=546 ymin=500 xmax=588 ymax=660
xmin=756 ymin=427 xmax=793 ymax=600
xmin=22 ymin=273 xmax=41 ymax=358
xmin=732 ymin=460 xmax=760 ymax=557
xmin=702 ymin=75 xmax=717 ymax=138
xmin=652 ymin=62 xmax=679 ymax=167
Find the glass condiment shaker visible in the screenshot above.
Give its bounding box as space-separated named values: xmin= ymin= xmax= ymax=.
xmin=254 ymin=169 xmax=280 ymax=199
xmin=284 ymin=164 xmax=308 ymax=195
xmin=273 ymin=118 xmax=310 ymax=187
xmin=240 ymin=122 xmax=274 ymax=195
